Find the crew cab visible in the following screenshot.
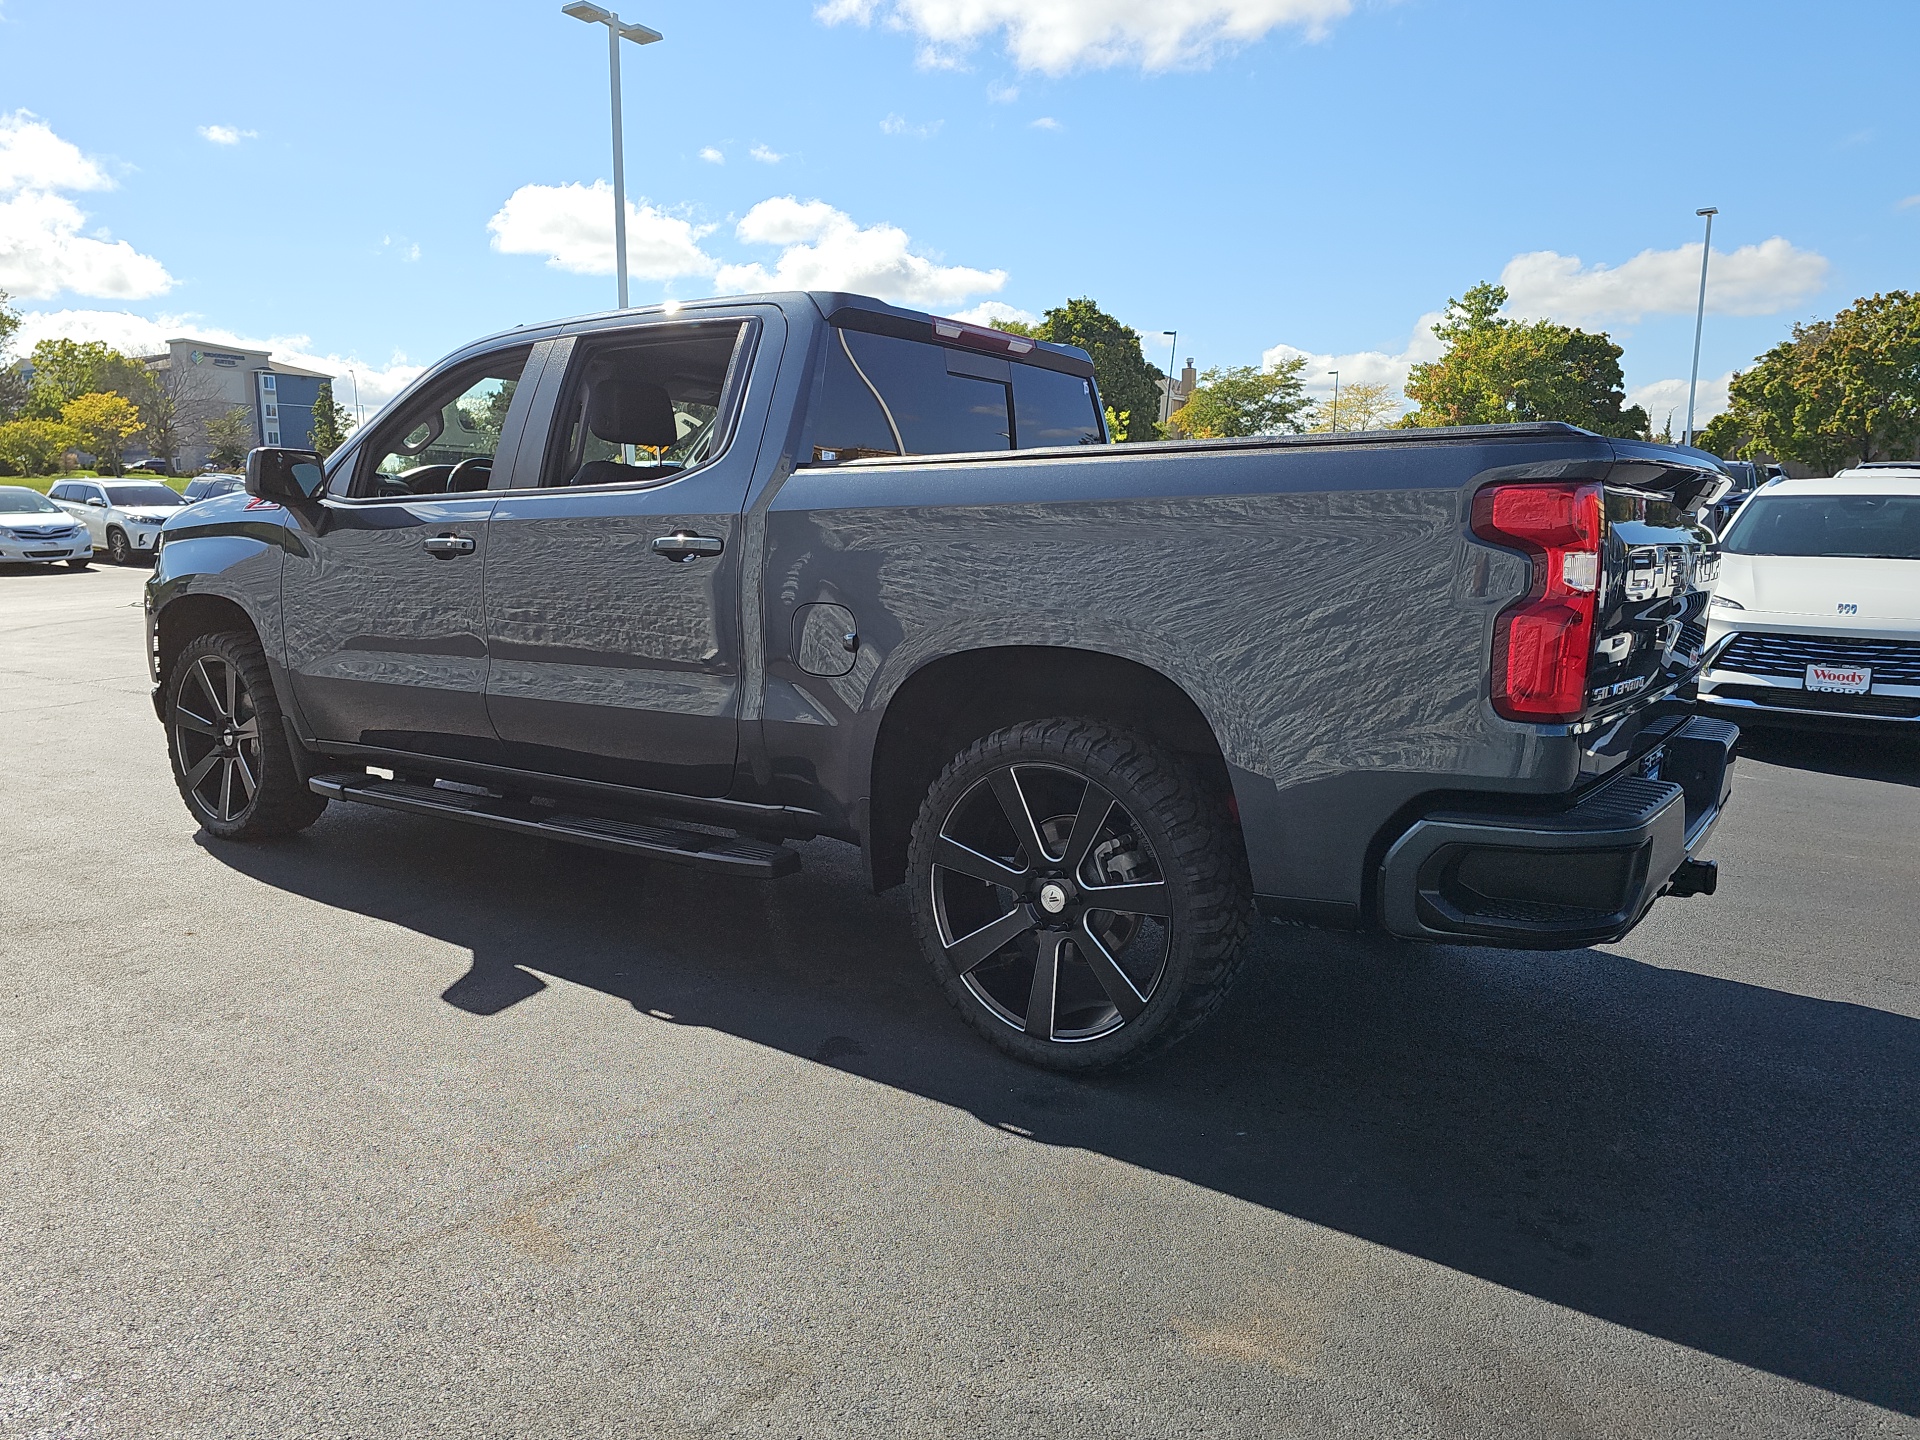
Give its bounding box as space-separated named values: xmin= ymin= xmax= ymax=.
xmin=145 ymin=291 xmax=1737 ymax=1071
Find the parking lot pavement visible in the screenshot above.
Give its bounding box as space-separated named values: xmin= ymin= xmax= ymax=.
xmin=3 ymin=561 xmax=1918 ymax=1440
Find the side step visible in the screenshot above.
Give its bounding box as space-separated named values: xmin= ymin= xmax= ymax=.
xmin=309 ymin=773 xmax=800 ymax=879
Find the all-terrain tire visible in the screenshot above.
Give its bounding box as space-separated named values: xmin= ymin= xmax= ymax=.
xmin=164 ymin=629 xmax=328 ymax=840
xmin=907 ymin=718 xmax=1253 ymax=1073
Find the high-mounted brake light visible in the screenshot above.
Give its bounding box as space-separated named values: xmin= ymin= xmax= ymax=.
xmin=1472 ymin=481 xmax=1604 ymax=723
xmin=931 ymin=318 xmax=1036 ymax=356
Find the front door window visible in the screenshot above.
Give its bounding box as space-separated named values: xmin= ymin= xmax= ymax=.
xmin=355 ymin=351 xmax=528 ymax=498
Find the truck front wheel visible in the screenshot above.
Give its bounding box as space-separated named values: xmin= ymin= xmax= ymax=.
xmin=164 ymin=630 xmax=328 ymax=840
xmin=907 ymin=719 xmax=1252 ymax=1072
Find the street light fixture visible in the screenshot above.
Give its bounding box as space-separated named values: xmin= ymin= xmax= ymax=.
xmin=562 ymin=2 xmax=663 ymax=311
xmin=1327 ymin=370 xmax=1340 ymax=433
xmin=1684 ymin=206 xmax=1717 ymax=448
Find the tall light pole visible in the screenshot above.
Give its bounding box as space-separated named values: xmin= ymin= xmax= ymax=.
xmin=1159 ymin=331 xmax=1178 ymax=425
xmin=1327 ymin=370 xmax=1340 ymax=433
xmin=1684 ymin=206 xmax=1718 ymax=448
xmin=562 ymin=3 xmax=663 ymax=310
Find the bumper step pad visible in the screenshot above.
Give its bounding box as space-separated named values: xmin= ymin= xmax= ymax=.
xmin=308 ymin=773 xmax=800 ymax=879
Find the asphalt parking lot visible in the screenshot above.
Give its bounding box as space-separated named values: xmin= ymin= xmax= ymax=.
xmin=4 ymin=561 xmax=1917 ymax=1439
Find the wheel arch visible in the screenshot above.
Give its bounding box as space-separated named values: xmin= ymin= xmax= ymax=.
xmin=155 ymin=591 xmax=263 ymax=693
xmin=866 ymin=645 xmax=1236 ymax=892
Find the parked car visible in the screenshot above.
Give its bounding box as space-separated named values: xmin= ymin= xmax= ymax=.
xmin=182 ymin=474 xmax=246 ymax=502
xmin=0 ymin=485 xmax=92 ymax=568
xmin=1703 ymin=459 xmax=1786 ymax=534
xmin=49 ymin=478 xmax=188 ymax=564
xmin=145 ymin=291 xmax=1737 ymax=1072
xmin=127 ymin=458 xmax=175 ymax=476
xmin=1700 ymin=463 xmax=1920 ymax=726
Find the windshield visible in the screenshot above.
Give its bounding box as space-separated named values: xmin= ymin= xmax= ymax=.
xmin=0 ymin=488 xmax=62 ymax=513
xmin=1721 ymin=494 xmax=1920 ymax=560
xmin=105 ymin=483 xmax=187 ymax=508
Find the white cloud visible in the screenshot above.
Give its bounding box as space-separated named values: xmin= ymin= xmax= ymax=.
xmin=0 ymin=111 xmax=108 ymax=192
xmin=1030 ymin=116 xmax=1061 ymax=130
xmin=1262 ymin=312 xmax=1446 ymax=404
xmin=381 ymin=234 xmax=420 ymax=263
xmin=1627 ymin=372 xmax=1736 ymax=431
xmin=1499 ymin=238 xmax=1829 ymax=324
xmin=749 ymin=144 xmax=785 ymax=164
xmin=198 ymin=125 xmax=257 ymax=146
xmin=1898 ymin=194 xmax=1920 ymax=211
xmin=11 ymin=308 xmax=425 ymax=420
xmin=987 ymin=81 xmax=1020 ymax=103
xmin=485 ymin=181 xmax=716 ymax=280
xmin=699 ymin=146 xmax=725 ymax=164
xmin=0 ymin=111 xmax=173 ymax=301
xmin=717 ymin=197 xmax=1006 ymax=308
xmin=816 ymin=0 xmax=1352 ymax=74
xmin=947 ymin=300 xmax=1036 ymax=327
xmin=881 ymin=113 xmax=943 ymax=138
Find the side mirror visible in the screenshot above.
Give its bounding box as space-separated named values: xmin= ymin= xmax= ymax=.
xmin=245 ymin=447 xmax=326 ymax=505
xmin=86 ymin=496 xmax=106 ymax=507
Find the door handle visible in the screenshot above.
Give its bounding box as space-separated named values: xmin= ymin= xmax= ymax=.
xmin=423 ymin=533 xmax=477 ymax=558
xmin=651 ymin=531 xmax=724 ymax=562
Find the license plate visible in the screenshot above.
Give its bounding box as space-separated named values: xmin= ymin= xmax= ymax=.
xmin=1806 ymin=663 xmax=1871 ymax=694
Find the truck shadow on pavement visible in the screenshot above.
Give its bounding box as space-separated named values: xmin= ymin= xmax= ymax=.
xmin=204 ymin=804 xmax=1920 ymax=1417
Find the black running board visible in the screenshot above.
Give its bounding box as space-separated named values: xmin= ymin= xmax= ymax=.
xmin=309 ymin=773 xmax=800 ymax=879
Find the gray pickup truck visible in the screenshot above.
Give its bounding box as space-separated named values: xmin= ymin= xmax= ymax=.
xmin=146 ymin=291 xmax=1736 ymax=1071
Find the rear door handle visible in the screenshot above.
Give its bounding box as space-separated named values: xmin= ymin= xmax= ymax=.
xmin=651 ymin=531 xmax=724 ymax=561
xmin=423 ymin=533 xmax=477 ymax=558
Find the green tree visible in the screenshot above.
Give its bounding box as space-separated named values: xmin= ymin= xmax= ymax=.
xmin=62 ymin=391 xmax=144 ymax=475
xmin=0 ymin=418 xmax=81 ymax=476
xmin=308 ymin=380 xmax=356 ymax=458
xmin=25 ymin=339 xmax=148 ymax=419
xmin=1402 ymin=282 xmax=1649 ymax=438
xmin=0 ymin=291 xmax=27 ymax=425
xmin=0 ymin=289 xmax=19 ymax=362
xmin=1027 ymin=298 xmax=1165 ymax=443
xmin=204 ymin=406 xmax=257 ymax=470
xmin=1166 ymin=358 xmax=1312 ymax=438
xmin=1708 ymin=292 xmax=1920 ymax=471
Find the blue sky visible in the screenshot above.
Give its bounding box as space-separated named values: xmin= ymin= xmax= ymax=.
xmin=2 ymin=0 xmax=1915 ymax=423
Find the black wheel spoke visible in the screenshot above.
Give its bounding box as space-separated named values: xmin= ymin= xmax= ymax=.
xmin=232 ymin=716 xmax=260 ymax=741
xmin=1025 ymin=931 xmax=1069 ymax=1039
xmin=1059 ymin=780 xmax=1115 ymax=875
xmin=193 ymin=659 xmax=228 ymax=721
xmin=183 ymin=750 xmax=221 ymax=790
xmin=988 ymin=768 xmax=1052 ymax=869
xmin=233 ymin=748 xmax=258 ymax=800
xmin=218 ymin=758 xmax=235 ymax=819
xmin=1080 ymin=879 xmax=1170 ymax=917
xmin=1074 ymin=917 xmax=1149 ymax=1022
xmin=946 ymin=905 xmax=1036 ymax=976
xmin=173 ymin=707 xmax=218 ymax=737
xmin=934 ymin=835 xmax=1028 ymax=888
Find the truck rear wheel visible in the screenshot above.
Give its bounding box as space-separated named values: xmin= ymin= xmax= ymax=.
xmin=165 ymin=630 xmax=327 ymax=840
xmin=907 ymin=719 xmax=1252 ymax=1073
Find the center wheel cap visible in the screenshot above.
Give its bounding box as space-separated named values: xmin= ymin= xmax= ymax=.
xmin=1038 ymin=882 xmax=1070 ymax=915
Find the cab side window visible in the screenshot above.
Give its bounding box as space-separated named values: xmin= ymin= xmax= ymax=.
xmin=543 ymin=322 xmax=747 ymax=488
xmin=351 ymin=348 xmax=530 ymax=499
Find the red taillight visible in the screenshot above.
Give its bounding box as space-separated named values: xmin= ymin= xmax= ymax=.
xmin=1472 ymin=481 xmax=1603 ymax=723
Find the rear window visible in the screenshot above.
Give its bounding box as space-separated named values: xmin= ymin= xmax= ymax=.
xmin=105 ymin=483 xmax=186 ymax=507
xmin=1720 ymin=494 xmax=1920 ymax=560
xmin=807 ymin=328 xmax=1102 ymax=461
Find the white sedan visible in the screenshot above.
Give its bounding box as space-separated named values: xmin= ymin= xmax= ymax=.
xmin=0 ymin=486 xmax=93 ymax=568
xmin=1700 ymin=464 xmax=1920 ymax=725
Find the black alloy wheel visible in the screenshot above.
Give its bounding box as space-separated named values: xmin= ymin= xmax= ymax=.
xmin=164 ymin=630 xmax=328 ymax=840
xmin=106 ymin=527 xmax=132 ymax=565
xmin=172 ymin=652 xmax=262 ymax=825
xmin=909 ymin=719 xmax=1252 ymax=1072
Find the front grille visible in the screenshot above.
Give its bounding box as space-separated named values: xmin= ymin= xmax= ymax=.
xmin=1711 ymin=631 xmax=1920 ymax=685
xmin=1678 ymin=620 xmax=1707 ymax=657
xmin=1708 ymin=684 xmax=1920 ymax=719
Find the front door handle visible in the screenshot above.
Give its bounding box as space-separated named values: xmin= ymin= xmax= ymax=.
xmin=651 ymin=531 xmax=724 ymax=562
xmin=423 ymin=533 xmax=477 ymax=558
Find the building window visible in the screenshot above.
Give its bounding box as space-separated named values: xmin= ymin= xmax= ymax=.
xmin=264 ymin=403 xmax=278 ymax=419
xmin=261 ymin=374 xmax=276 ymax=391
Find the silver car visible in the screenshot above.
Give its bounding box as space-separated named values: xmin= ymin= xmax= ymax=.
xmin=49 ymin=478 xmax=189 ymax=564
xmin=0 ymin=486 xmax=93 ymax=567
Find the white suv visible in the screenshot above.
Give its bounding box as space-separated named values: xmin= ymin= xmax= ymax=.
xmin=1700 ymin=463 xmax=1920 ymax=725
xmin=49 ymin=478 xmax=189 ymax=564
